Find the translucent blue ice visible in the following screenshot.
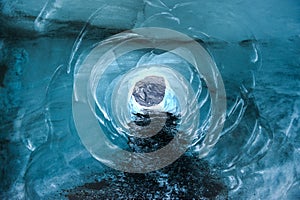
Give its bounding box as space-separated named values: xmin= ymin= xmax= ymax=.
xmin=0 ymin=0 xmax=299 ymax=199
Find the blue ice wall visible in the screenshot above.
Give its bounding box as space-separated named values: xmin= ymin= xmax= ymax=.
xmin=0 ymin=0 xmax=299 ymax=199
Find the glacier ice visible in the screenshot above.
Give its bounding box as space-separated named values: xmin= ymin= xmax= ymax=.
xmin=0 ymin=0 xmax=300 ymax=199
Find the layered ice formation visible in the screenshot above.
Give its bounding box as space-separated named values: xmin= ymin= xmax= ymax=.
xmin=0 ymin=0 xmax=299 ymax=199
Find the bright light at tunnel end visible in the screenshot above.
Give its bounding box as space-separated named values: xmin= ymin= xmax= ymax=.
xmin=72 ymin=27 xmax=227 ymax=173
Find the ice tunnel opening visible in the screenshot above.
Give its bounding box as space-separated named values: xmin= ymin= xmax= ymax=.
xmin=132 ymin=75 xmax=166 ymax=107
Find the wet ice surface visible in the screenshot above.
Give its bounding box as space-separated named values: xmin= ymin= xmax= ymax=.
xmin=1 ymin=0 xmax=300 ymax=199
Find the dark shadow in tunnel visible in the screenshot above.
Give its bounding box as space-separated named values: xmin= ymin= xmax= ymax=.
xmin=128 ymin=112 xmax=179 ymax=153
xmin=65 ymin=108 xmax=227 ymax=199
xmin=64 ymin=155 xmax=228 ymax=199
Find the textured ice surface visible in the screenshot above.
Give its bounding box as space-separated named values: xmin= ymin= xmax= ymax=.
xmin=1 ymin=0 xmax=300 ymax=199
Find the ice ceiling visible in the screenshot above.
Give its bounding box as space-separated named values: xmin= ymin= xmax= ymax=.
xmin=0 ymin=0 xmax=299 ymax=199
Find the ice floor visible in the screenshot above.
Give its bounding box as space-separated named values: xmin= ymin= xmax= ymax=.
xmin=1 ymin=0 xmax=299 ymax=199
